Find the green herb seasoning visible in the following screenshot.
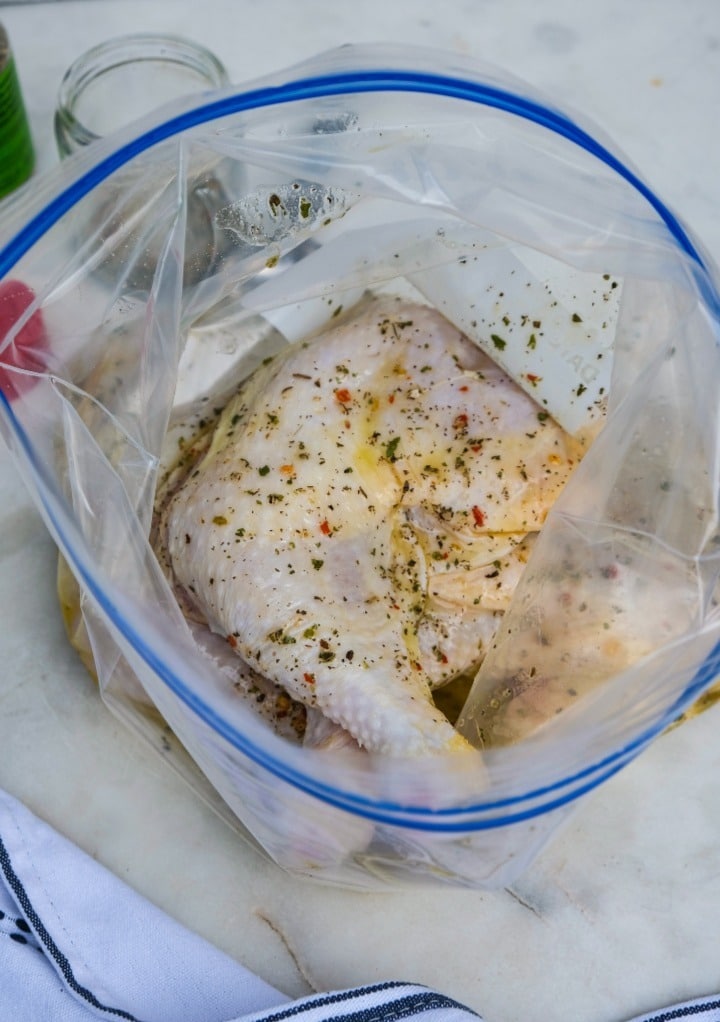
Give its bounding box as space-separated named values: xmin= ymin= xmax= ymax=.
xmin=0 ymin=24 xmax=34 ymax=200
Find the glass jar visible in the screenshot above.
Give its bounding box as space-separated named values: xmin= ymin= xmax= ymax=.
xmin=54 ymin=33 xmax=229 ymax=157
xmin=0 ymin=21 xmax=34 ymax=200
xmin=53 ymin=34 xmax=233 ymax=289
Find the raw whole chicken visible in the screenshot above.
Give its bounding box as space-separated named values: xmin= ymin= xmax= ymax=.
xmin=156 ymin=297 xmax=584 ymax=756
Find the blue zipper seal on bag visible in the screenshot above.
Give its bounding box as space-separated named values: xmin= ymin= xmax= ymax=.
xmin=0 ymin=68 xmax=717 ymax=290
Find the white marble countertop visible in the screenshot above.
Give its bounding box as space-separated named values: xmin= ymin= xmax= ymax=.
xmin=1 ymin=2 xmax=720 ymax=1021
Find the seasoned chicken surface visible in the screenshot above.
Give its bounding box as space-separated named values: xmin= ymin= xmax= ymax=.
xmin=159 ymin=298 xmax=582 ymax=756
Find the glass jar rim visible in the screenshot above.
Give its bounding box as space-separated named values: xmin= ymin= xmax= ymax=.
xmin=55 ymin=32 xmax=230 ymax=150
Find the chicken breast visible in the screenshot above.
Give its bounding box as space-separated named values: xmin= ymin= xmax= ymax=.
xmin=159 ymin=297 xmax=583 ymax=756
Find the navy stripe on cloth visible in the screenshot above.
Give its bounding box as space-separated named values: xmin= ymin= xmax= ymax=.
xmin=638 ymin=1001 xmax=720 ymax=1022
xmin=251 ymin=982 xmax=480 ymax=1022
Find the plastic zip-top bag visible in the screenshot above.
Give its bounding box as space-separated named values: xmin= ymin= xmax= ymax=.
xmin=1 ymin=44 xmax=719 ymax=890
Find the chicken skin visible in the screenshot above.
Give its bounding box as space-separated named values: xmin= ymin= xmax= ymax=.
xmin=160 ymin=298 xmax=582 ymax=756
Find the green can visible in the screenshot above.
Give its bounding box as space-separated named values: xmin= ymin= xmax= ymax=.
xmin=0 ymin=23 xmax=34 ymax=201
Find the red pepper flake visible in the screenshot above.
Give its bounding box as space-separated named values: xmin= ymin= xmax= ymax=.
xmin=280 ymin=464 xmax=295 ymax=475
xmin=412 ymin=661 xmax=423 ymax=671
xmin=303 ymin=672 xmax=316 ymax=685
xmin=335 ymin=387 xmax=352 ymax=405
xmin=320 ymin=519 xmax=332 ymax=536
xmin=388 ymin=393 xmax=395 ymax=404
xmin=458 ymin=385 xmax=469 ymax=392
xmin=453 ymin=412 xmax=469 ymax=430
xmin=472 ymin=505 xmax=486 ymax=527
xmin=526 ymin=373 xmax=542 ymax=385
xmin=227 ymin=635 xmax=238 ymax=649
